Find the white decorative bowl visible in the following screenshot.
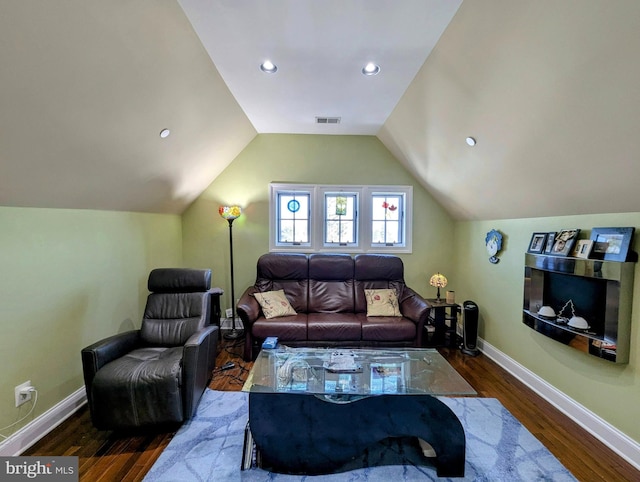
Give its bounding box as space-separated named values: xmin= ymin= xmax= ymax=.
xmin=568 ymin=316 xmax=589 ymax=329
xmin=538 ymin=306 xmax=556 ymax=318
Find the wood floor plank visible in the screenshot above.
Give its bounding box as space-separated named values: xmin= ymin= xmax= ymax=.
xmin=23 ymin=339 xmax=640 ymax=482
xmin=441 ymin=347 xmax=639 ymax=482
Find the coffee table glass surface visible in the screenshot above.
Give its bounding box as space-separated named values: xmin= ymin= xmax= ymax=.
xmin=242 ymin=347 xmax=475 ymax=396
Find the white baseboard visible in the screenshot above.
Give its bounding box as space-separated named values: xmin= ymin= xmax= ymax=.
xmin=220 ymin=317 xmax=243 ymax=330
xmin=478 ymin=338 xmax=640 ymax=470
xmin=0 ymin=387 xmax=87 ymax=456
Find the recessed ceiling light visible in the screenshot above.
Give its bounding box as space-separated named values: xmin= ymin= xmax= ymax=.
xmin=466 ymin=137 xmax=476 ymax=146
xmin=362 ymin=62 xmax=380 ymax=76
xmin=159 ymin=128 xmax=170 ymax=139
xmin=260 ymin=60 xmax=278 ymax=73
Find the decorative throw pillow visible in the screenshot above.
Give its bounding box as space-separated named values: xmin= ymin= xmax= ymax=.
xmin=364 ymin=289 xmax=401 ymax=317
xmin=253 ymin=289 xmax=297 ymax=319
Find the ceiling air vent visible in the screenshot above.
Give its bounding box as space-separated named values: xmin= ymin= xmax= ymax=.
xmin=315 ymin=117 xmax=341 ymax=124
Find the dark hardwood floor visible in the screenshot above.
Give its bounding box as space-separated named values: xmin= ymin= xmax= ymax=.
xmin=25 ymin=337 xmax=639 ymax=481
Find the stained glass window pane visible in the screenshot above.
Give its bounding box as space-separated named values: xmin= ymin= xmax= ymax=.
xmin=277 ymin=192 xmax=310 ymax=244
xmin=324 ymin=193 xmax=357 ymax=245
xmin=371 ymin=194 xmax=403 ymax=245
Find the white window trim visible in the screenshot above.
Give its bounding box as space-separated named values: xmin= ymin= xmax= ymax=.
xmin=269 ymin=183 xmax=412 ymax=254
xmin=271 ymin=184 xmax=314 ymax=250
xmin=367 ymin=188 xmax=411 ymax=251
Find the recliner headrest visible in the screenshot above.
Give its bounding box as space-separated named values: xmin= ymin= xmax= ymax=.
xmin=148 ymin=268 xmax=211 ymax=293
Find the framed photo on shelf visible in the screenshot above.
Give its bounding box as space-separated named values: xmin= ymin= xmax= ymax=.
xmin=528 ymin=232 xmax=547 ymax=254
xmin=544 ymin=232 xmax=556 ymax=254
xmin=549 ymin=228 xmax=580 ymax=257
xmin=572 ymin=239 xmax=593 ymax=259
xmin=590 ymin=227 xmax=635 ymax=262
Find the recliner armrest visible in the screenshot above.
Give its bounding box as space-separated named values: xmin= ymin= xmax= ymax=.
xmin=81 ymin=330 xmax=141 ymax=401
xmin=182 ymin=325 xmax=219 ymax=418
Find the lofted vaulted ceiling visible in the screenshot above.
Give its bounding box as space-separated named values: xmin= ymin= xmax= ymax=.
xmin=178 ymin=0 xmax=462 ymax=135
xmin=1 ymin=1 xmax=639 ymax=220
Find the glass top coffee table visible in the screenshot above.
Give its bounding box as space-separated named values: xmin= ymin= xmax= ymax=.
xmin=242 ymin=347 xmax=476 ymax=477
xmin=242 ymin=347 xmax=475 ymax=397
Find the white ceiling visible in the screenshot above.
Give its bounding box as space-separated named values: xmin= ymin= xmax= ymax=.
xmin=178 ymin=0 xmax=462 ymax=135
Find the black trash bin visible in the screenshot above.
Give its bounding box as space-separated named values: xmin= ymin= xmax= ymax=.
xmin=462 ymin=300 xmax=480 ymax=356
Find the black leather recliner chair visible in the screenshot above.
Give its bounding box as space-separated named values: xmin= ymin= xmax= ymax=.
xmin=81 ymin=268 xmax=218 ymax=430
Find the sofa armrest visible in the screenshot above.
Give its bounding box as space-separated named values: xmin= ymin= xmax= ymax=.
xmin=400 ymin=287 xmax=430 ymax=346
xmin=399 ymin=287 xmax=429 ymax=323
xmin=237 ymin=286 xmax=261 ymax=326
xmin=182 ymin=324 xmax=219 ymax=419
xmin=238 ymin=286 xmax=263 ymax=362
xmin=81 ymin=330 xmax=141 ymax=401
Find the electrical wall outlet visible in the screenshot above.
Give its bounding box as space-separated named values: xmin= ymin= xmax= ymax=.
xmin=225 ymin=308 xmax=233 ymax=318
xmin=15 ymin=380 xmax=33 ymax=407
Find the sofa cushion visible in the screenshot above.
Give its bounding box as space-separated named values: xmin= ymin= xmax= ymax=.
xmin=253 ymin=290 xmax=297 ymax=319
xmin=307 ymin=313 xmax=362 ymax=341
xmin=364 ymin=288 xmax=401 ymax=317
xmin=308 ymin=254 xmax=355 ymax=313
xmin=354 ymin=254 xmax=406 ymax=313
xmin=255 ymin=253 xmax=309 ymax=313
xmin=252 ymin=314 xmax=308 ymax=341
xmin=355 ymin=254 xmax=405 ymax=280
xmin=362 ymin=316 xmax=416 ymax=342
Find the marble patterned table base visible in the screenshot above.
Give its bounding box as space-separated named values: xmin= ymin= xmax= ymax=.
xmin=248 ymin=391 xmax=466 ymax=477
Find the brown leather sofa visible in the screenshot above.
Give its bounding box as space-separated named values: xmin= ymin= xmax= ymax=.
xmin=237 ymin=253 xmax=430 ymax=361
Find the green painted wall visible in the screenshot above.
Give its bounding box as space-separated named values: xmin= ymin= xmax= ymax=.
xmin=182 ymin=134 xmax=456 ymax=316
xmin=8 ymin=132 xmax=637 ymax=450
xmin=3 ymin=133 xmax=638 ymax=453
xmin=0 ymin=207 xmax=182 ymax=437
xmin=453 ymin=213 xmax=640 ymax=442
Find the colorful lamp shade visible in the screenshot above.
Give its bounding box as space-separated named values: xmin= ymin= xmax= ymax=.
xmin=218 ymin=205 xmax=242 ymax=220
xmin=429 ymin=273 xmax=448 ymax=301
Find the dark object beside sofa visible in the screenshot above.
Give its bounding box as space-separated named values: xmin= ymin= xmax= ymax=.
xmin=81 ymin=268 xmax=218 ymax=430
xmin=237 ymin=253 xmax=430 ymax=361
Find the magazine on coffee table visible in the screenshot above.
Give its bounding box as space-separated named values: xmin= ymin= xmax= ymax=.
xmin=370 ymin=363 xmax=404 ymax=394
xmin=322 ymin=351 xmax=362 ymax=372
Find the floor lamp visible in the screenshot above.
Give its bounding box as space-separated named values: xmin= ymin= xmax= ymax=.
xmin=219 ymin=205 xmax=244 ymax=340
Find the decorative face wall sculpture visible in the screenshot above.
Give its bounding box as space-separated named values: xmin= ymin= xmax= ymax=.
xmin=485 ymin=229 xmax=503 ymax=264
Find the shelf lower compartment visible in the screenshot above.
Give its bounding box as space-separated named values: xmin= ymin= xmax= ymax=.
xmin=523 ymin=309 xmax=604 ymax=340
xmin=523 ymin=311 xmax=620 ymax=363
